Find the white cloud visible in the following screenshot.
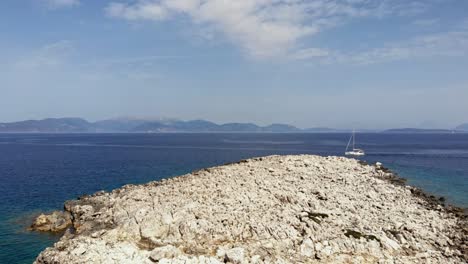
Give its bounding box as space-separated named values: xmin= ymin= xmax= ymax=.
xmin=15 ymin=40 xmax=75 ymax=69
xmin=106 ymin=2 xmax=168 ymax=20
xmin=105 ymin=0 xmax=429 ymax=59
xmin=290 ymin=48 xmax=330 ymax=60
xmin=331 ymin=30 xmax=468 ymax=65
xmin=43 ymin=0 xmax=80 ymax=9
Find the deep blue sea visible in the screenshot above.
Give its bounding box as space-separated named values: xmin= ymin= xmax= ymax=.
xmin=0 ymin=133 xmax=467 ymax=263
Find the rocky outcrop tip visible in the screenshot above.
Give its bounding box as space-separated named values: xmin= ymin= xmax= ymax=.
xmin=32 ymin=155 xmax=467 ymax=263
xmin=30 ymin=211 xmax=72 ymax=233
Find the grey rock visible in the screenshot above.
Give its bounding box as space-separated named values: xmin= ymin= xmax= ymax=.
xmin=225 ymin=247 xmax=245 ymax=264
xmin=30 ymin=211 xmax=72 ymax=232
xmin=149 ymin=245 xmax=182 ymax=262
xmin=32 ymin=155 xmax=466 ymax=263
xmin=299 ymin=238 xmax=314 ymax=257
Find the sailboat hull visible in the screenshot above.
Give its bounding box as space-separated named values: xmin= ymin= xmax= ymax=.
xmin=345 ymin=151 xmax=365 ymax=156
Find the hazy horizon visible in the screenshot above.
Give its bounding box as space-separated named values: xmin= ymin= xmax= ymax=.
xmin=0 ymin=115 xmax=466 ymax=130
xmin=1 ymin=1 xmax=467 ymax=129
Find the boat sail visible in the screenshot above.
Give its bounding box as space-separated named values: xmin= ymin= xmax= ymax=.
xmin=345 ymin=129 xmax=365 ymax=156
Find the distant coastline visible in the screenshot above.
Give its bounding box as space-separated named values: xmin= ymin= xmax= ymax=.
xmin=0 ymin=117 xmax=467 ymax=134
xmin=381 ymin=128 xmax=459 ymax=134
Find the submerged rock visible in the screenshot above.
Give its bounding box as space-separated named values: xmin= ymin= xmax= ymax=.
xmin=33 ymin=155 xmax=467 ymax=263
xmin=30 ymin=211 xmax=72 ymax=232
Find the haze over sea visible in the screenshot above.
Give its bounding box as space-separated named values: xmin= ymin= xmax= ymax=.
xmin=0 ymin=133 xmax=467 ymax=263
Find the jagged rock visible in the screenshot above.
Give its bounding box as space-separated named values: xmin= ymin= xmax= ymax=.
xmin=149 ymin=245 xmax=182 ymax=262
xmin=299 ymin=238 xmax=314 ymax=257
xmin=30 ymin=211 xmax=72 ymax=232
xmin=224 ymin=247 xmax=245 ymax=264
xmin=381 ymin=234 xmax=401 ymax=251
xmin=33 ymin=155 xmax=467 ymax=263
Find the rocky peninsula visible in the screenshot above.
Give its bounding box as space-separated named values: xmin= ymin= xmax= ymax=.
xmin=32 ymin=155 xmax=467 ymax=263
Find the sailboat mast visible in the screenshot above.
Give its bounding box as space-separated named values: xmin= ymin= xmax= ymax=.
xmin=353 ymin=129 xmax=355 ymax=150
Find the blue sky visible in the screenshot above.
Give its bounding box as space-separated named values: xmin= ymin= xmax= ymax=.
xmin=1 ymin=0 xmax=467 ymax=129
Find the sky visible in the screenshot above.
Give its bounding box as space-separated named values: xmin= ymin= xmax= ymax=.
xmin=0 ymin=0 xmax=467 ymax=129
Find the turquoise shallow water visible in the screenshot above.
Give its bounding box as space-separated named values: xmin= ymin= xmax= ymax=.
xmin=0 ymin=133 xmax=467 ymax=263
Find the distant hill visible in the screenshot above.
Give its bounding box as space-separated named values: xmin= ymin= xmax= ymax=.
xmin=0 ymin=118 xmax=92 ymax=133
xmin=3 ymin=118 xmax=464 ymax=133
xmin=93 ymin=118 xmax=148 ymax=132
xmin=131 ymin=119 xmax=220 ymax=132
xmin=0 ymin=118 xmax=302 ymax=133
xmin=262 ymin=124 xmax=300 ymax=132
xmin=217 ymin=123 xmax=261 ymax=132
xmin=175 ymin=120 xmax=220 ymax=131
xmin=382 ymin=128 xmax=454 ymax=133
xmin=131 ymin=121 xmax=300 ymax=133
xmin=303 ymin=127 xmax=348 ymax=133
xmin=455 ymin=123 xmax=468 ymax=131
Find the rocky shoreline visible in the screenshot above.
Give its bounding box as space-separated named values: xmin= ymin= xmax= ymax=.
xmin=32 ymin=155 xmax=467 ymax=263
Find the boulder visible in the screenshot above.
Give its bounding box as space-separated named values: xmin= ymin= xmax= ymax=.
xmin=149 ymin=245 xmax=182 ymax=262
xmin=30 ymin=211 xmax=72 ymax=232
xmin=300 ymin=238 xmax=315 ymax=257
xmin=225 ymin=247 xmax=245 ymax=264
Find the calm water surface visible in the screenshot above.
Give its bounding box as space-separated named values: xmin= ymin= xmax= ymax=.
xmin=0 ymin=133 xmax=467 ymax=263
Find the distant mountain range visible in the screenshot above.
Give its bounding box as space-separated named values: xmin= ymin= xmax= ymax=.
xmin=382 ymin=128 xmax=456 ymax=134
xmin=0 ymin=117 xmax=340 ymax=133
xmin=0 ymin=117 xmax=467 ymax=133
xmin=0 ymin=118 xmax=93 ymax=133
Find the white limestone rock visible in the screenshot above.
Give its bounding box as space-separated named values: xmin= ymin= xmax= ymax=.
xmin=32 ymin=155 xmax=467 ymax=264
xmin=299 ymin=238 xmax=314 ymax=257
xmin=224 ymin=247 xmax=245 ymax=264
xmin=381 ymin=235 xmax=401 ymax=251
xmin=149 ymin=245 xmax=182 ymax=262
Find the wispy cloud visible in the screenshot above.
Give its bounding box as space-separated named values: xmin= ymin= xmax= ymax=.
xmin=289 ymin=48 xmax=330 ymax=60
xmin=412 ymin=18 xmax=439 ymax=27
xmin=86 ymin=55 xmax=192 ymax=68
xmin=42 ymin=0 xmax=80 ymax=9
xmin=15 ymin=40 xmax=75 ymax=69
xmin=328 ymin=30 xmax=468 ymax=65
xmin=105 ymin=0 xmax=430 ymax=59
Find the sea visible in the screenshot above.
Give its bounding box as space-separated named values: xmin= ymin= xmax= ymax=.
xmin=0 ymin=133 xmax=467 ymax=263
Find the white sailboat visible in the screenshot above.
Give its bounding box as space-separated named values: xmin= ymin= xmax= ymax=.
xmin=345 ymin=129 xmax=365 ymax=156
